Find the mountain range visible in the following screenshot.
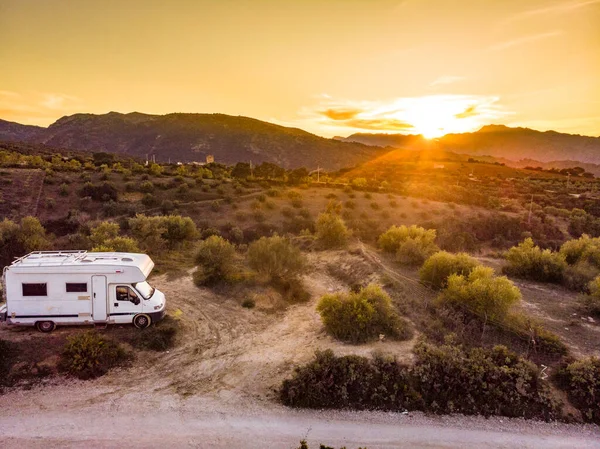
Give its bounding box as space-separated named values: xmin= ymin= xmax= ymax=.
xmin=0 ymin=113 xmax=385 ymax=170
xmin=1 ymin=113 xmax=600 ymax=171
xmin=340 ymin=125 xmax=600 ymax=165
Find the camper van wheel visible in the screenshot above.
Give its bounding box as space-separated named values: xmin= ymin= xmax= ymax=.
xmin=133 ymin=314 xmax=151 ymax=329
xmin=36 ymin=321 xmax=56 ymax=333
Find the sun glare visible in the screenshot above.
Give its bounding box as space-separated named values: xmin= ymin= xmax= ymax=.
xmin=316 ymin=95 xmax=506 ymax=138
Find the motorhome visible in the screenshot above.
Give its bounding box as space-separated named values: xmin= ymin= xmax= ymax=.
xmin=0 ymin=251 xmax=166 ymax=332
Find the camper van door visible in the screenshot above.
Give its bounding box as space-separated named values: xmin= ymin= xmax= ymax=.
xmin=92 ymin=275 xmax=108 ymax=322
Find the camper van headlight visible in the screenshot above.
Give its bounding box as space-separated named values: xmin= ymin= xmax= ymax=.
xmin=154 ymin=304 xmax=162 ymax=310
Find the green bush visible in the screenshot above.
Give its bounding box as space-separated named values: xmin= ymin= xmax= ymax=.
xmin=396 ymin=238 xmax=439 ymax=266
xmin=194 ymin=235 xmax=235 ymax=285
xmin=315 ymin=213 xmax=350 ymax=248
xmin=317 ymin=284 xmax=411 ymax=343
xmin=563 ymin=261 xmax=599 ymax=292
xmin=248 ymin=235 xmax=306 ymax=280
xmin=555 ymin=357 xmax=600 ymax=424
xmin=419 ymin=251 xmax=479 ymax=290
xmin=584 ymin=277 xmax=600 ymax=316
xmin=504 ymin=238 xmax=566 ymax=283
xmin=280 ymin=350 xmax=420 ymax=411
xmin=559 ymin=235 xmax=600 ymax=267
xmin=438 ymin=266 xmax=521 ymax=322
xmin=412 ymin=342 xmax=559 ymax=419
xmin=378 ymin=225 xmax=439 ymax=265
xmin=59 ymin=331 xmax=130 ymax=380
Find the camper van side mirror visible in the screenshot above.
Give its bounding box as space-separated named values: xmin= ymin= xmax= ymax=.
xmin=132 ymin=297 xmax=140 ymax=306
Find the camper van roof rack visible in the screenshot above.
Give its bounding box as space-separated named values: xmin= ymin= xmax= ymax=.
xmin=11 ymin=250 xmax=88 ymax=266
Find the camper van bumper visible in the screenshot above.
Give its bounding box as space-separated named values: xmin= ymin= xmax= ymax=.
xmin=0 ymin=304 xmax=7 ymax=322
xmin=148 ymin=308 xmax=166 ymax=323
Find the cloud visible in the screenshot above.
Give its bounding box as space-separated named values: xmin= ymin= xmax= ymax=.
xmin=299 ymin=94 xmax=510 ymax=137
xmin=320 ymin=108 xmax=362 ymax=121
xmin=488 ymin=30 xmax=563 ymax=51
xmin=455 ymin=105 xmax=479 ymax=119
xmin=507 ymin=0 xmax=600 ymax=22
xmin=0 ymin=91 xmax=83 ymax=126
xmin=344 ymin=118 xmax=414 ymax=131
xmin=430 ymin=76 xmax=465 ymax=86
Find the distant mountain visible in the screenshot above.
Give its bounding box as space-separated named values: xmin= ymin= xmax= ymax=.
xmin=342 ymin=125 xmax=600 ymax=165
xmin=0 ymin=119 xmax=44 ymax=142
xmin=0 ymin=112 xmax=388 ymax=170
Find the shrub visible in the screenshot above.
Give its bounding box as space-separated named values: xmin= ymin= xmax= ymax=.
xmin=140 ymin=180 xmax=154 ymax=193
xmin=241 ymin=298 xmax=255 ymax=309
xmin=438 ymin=266 xmax=521 ymax=322
xmin=59 ymin=331 xmax=130 ymax=380
xmin=396 ymin=238 xmax=439 ymax=266
xmin=80 ymin=182 xmax=118 ymax=202
xmin=315 ymin=213 xmax=350 ymax=248
xmin=419 ymin=252 xmax=479 ymax=290
xmin=59 ymin=183 xmax=69 ymax=196
xmin=584 ymin=277 xmax=600 ymax=316
xmin=92 ymin=236 xmax=139 ymax=252
xmin=248 ymin=235 xmax=306 ymax=280
xmin=554 ymin=357 xmax=600 ymax=424
xmin=317 ymin=284 xmax=411 ymax=343
xmin=194 ymin=236 xmax=235 ymax=285
xmin=504 ymin=238 xmax=566 ymax=283
xmin=132 ymin=319 xmax=178 ymax=351
xmin=378 ymin=225 xmax=436 ymax=254
xmin=280 ymin=350 xmax=420 ymax=411
xmin=563 ymin=261 xmax=599 ymax=292
xmin=560 ymin=235 xmax=600 ymax=267
xmin=412 ymin=342 xmax=559 ymax=419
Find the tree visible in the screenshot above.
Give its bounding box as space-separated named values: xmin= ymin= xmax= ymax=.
xmin=17 ymin=216 xmax=50 ymax=253
xmin=287 ymin=167 xmax=308 ymax=185
xmin=504 ymin=238 xmax=566 ymax=283
xmin=255 ymin=162 xmax=285 ymax=179
xmin=231 ymin=162 xmax=252 ymax=179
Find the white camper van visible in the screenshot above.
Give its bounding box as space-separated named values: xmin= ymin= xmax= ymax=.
xmin=0 ymin=251 xmax=166 ymax=332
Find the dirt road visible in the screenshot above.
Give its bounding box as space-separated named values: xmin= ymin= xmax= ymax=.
xmin=1 ymin=386 xmax=599 ymax=449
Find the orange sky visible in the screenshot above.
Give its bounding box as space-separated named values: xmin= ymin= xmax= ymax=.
xmin=1 ymin=0 xmax=599 ymax=137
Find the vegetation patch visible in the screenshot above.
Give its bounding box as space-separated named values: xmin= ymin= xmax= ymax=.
xmin=194 ymin=235 xmax=236 ymax=285
xmin=378 ymin=225 xmax=439 ymax=266
xmin=281 ymin=343 xmax=559 ymax=421
xmin=419 ymin=251 xmax=479 ymax=290
xmin=554 ymin=357 xmax=600 ymax=424
xmin=316 ymin=284 xmax=412 ymax=344
xmin=504 ymin=238 xmax=566 ymax=283
xmin=131 ymin=317 xmax=178 ymax=351
xmin=59 ymin=331 xmax=131 ymax=380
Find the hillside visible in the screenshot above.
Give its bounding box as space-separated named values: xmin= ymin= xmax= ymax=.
xmin=342 ymin=125 xmax=600 ymax=165
xmin=0 ymin=112 xmax=387 ymax=170
xmin=0 ymin=119 xmax=44 ymax=142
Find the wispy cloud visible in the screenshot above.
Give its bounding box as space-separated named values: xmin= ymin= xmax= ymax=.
xmin=507 ymin=0 xmax=600 ymax=22
xmin=0 ymin=91 xmax=83 ymax=126
xmin=488 ymin=30 xmax=563 ymax=51
xmin=430 ymin=76 xmax=465 ymax=87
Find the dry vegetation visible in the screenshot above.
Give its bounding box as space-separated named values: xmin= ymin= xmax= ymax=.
xmin=1 ymin=145 xmax=599 ymax=425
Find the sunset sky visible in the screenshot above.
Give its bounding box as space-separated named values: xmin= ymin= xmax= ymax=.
xmin=1 ymin=0 xmax=599 ymax=138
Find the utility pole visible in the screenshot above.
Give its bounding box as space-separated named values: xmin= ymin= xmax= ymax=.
xmin=528 ymin=194 xmax=534 ymax=225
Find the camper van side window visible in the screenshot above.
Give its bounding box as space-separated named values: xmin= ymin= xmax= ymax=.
xmin=22 ymin=283 xmax=47 ymax=296
xmin=116 ymin=286 xmax=138 ymax=302
xmin=66 ymin=283 xmax=87 ymax=293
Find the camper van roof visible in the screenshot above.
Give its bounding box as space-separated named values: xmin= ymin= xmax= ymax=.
xmin=10 ymin=251 xmax=152 ymax=269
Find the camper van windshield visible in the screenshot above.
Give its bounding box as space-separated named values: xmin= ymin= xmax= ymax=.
xmin=133 ymin=281 xmax=155 ymax=300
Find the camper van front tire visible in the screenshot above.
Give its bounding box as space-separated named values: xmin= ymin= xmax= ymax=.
xmin=36 ymin=321 xmax=56 ymax=333
xmin=133 ymin=314 xmax=151 ymax=329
